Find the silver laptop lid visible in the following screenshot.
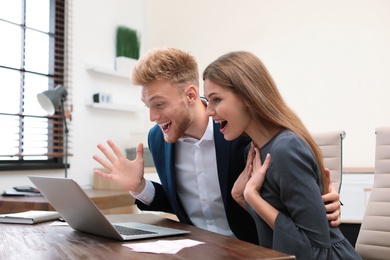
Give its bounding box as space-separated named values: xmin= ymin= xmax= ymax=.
xmin=28 ymin=176 xmax=189 ymax=240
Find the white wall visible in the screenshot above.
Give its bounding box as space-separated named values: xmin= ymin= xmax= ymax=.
xmin=1 ymin=0 xmax=389 ymax=192
xmin=145 ymin=0 xmax=390 ymax=169
xmin=68 ymin=0 xmax=152 ymax=187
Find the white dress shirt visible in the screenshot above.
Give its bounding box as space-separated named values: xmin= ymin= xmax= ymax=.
xmin=131 ymin=118 xmax=234 ymax=237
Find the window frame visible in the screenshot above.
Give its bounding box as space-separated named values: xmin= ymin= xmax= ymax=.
xmin=0 ymin=0 xmax=68 ymax=171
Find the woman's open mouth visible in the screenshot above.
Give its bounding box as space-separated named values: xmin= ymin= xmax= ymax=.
xmin=216 ymin=120 xmax=228 ymax=132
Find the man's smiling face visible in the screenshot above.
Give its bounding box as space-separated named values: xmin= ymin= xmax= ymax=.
xmin=141 ymin=79 xmax=191 ymax=143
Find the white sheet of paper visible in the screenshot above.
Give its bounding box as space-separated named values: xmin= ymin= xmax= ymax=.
xmin=49 ymin=221 xmax=69 ymax=226
xmin=122 ymin=239 xmax=205 ymax=254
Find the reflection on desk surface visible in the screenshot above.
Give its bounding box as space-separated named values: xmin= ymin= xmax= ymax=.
xmin=1 ymin=213 xmax=296 ymax=260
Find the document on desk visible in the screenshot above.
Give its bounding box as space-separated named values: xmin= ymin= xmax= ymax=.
xmin=0 ymin=210 xmax=60 ymax=224
xmin=122 ymin=239 xmax=205 ymax=254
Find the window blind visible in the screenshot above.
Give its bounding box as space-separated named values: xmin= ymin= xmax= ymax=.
xmin=0 ymin=0 xmax=72 ymax=170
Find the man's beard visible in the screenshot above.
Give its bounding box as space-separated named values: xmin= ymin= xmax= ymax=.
xmin=163 ymin=110 xmax=191 ymax=143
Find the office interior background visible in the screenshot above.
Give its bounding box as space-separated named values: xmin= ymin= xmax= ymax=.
xmin=1 ymin=0 xmax=389 ymax=221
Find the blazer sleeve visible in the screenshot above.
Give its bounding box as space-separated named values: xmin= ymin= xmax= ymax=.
xmin=135 ymin=181 xmax=174 ymax=213
xmin=135 ymin=125 xmax=174 ymax=213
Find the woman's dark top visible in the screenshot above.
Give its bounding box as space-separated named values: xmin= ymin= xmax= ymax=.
xmin=247 ymin=130 xmax=361 ymax=259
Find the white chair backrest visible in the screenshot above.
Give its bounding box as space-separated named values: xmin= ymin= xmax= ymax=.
xmin=312 ymin=130 xmax=346 ymax=193
xmin=355 ymin=127 xmax=390 ymax=259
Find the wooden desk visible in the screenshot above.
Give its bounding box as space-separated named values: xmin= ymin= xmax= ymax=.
xmin=0 ymin=213 xmax=296 ymax=259
xmin=0 ymin=189 xmax=135 ymax=214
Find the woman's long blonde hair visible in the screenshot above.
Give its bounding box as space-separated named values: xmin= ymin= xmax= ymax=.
xmin=203 ymin=51 xmax=329 ymax=194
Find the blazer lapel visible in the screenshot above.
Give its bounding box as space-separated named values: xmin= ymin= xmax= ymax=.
xmin=165 ymin=142 xmax=193 ymax=223
xmin=164 ymin=142 xmax=177 ymax=199
xmin=213 ymin=122 xmax=230 ymax=206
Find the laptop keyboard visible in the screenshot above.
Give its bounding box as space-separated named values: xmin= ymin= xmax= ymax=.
xmin=113 ymin=225 xmax=158 ymax=236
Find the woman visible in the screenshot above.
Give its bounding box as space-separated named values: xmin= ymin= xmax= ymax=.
xmin=202 ymin=51 xmax=361 ymax=259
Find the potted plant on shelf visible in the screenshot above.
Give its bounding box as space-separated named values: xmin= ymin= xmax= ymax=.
xmin=115 ymin=25 xmax=140 ymax=74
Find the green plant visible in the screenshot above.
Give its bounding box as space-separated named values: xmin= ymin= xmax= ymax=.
xmin=116 ymin=26 xmax=139 ymax=59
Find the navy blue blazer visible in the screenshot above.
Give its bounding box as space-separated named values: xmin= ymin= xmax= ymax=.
xmin=135 ymin=122 xmax=258 ymax=244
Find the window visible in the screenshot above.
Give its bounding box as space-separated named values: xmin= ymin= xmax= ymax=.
xmin=0 ymin=0 xmax=71 ymax=171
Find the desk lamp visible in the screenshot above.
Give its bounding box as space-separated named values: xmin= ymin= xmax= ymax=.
xmin=37 ymin=85 xmax=69 ymax=178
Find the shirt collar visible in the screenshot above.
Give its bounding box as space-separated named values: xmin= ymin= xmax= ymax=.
xmin=178 ymin=117 xmax=214 ymax=143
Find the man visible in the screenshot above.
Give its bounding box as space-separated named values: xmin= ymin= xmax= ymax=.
xmin=93 ymin=47 xmax=341 ymax=244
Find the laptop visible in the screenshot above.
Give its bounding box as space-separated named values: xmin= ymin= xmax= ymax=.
xmin=28 ymin=176 xmax=190 ymax=241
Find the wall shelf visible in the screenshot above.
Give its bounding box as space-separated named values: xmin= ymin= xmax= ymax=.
xmin=85 ymin=63 xmax=129 ymax=79
xmin=85 ymin=100 xmax=138 ymax=112
xmin=85 ymin=61 xmax=138 ymax=112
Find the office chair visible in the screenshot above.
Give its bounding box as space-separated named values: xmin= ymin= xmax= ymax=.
xmin=312 ymin=130 xmax=346 ymax=193
xmin=355 ymin=127 xmax=390 ymax=259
